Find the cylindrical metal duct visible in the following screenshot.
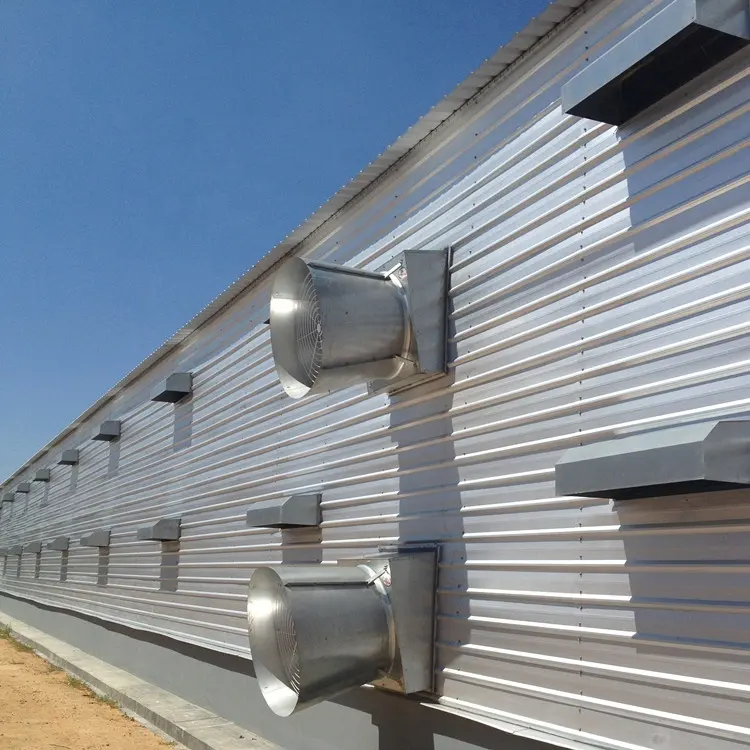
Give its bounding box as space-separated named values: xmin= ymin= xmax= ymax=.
xmin=270 ymin=259 xmax=410 ymax=399
xmin=247 ymin=565 xmax=393 ymax=716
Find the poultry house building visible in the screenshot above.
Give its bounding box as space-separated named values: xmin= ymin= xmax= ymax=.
xmin=2 ymin=1 xmax=750 ymax=749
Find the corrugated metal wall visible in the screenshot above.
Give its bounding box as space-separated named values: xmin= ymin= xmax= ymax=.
xmin=2 ymin=0 xmax=750 ymax=747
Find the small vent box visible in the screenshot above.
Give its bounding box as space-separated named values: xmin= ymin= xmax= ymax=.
xmin=47 ymin=536 xmax=70 ymax=551
xmin=137 ymin=518 xmax=181 ymax=541
xmin=92 ymin=421 xmax=121 ymax=442
xmin=562 ymin=0 xmax=750 ymax=125
xmin=151 ymin=373 xmax=192 ymax=403
xmin=59 ymin=450 xmax=79 ymax=466
xmin=246 ymin=494 xmax=322 ymax=529
xmin=556 ymin=420 xmax=750 ymax=500
xmin=80 ymin=529 xmax=111 ymax=548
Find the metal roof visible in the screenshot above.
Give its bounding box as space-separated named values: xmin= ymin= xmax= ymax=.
xmin=2 ymin=0 xmax=589 ymax=487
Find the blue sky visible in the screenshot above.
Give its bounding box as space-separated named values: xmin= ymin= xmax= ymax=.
xmin=0 ymin=0 xmax=550 ymax=481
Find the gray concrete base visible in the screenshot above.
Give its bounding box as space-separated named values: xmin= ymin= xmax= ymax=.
xmin=0 ymin=592 xmax=550 ymax=750
xmin=0 ymin=611 xmax=280 ymax=750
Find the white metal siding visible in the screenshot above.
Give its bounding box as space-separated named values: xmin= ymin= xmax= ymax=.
xmin=2 ymin=1 xmax=750 ymax=748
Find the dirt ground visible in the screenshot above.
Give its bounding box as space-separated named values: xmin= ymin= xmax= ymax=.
xmin=0 ymin=630 xmax=176 ymax=750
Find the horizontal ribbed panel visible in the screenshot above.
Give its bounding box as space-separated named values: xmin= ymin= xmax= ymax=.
xmin=3 ymin=1 xmax=750 ymax=748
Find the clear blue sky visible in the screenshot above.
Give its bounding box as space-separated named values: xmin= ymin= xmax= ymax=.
xmin=0 ymin=0 xmax=550 ymax=481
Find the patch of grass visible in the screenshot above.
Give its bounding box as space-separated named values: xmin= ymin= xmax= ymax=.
xmin=96 ymin=694 xmax=120 ymax=710
xmin=0 ymin=625 xmax=35 ymax=654
xmin=65 ymin=674 xmax=120 ymax=709
xmin=1 ymin=627 xmax=127 ymax=716
xmin=66 ymin=674 xmax=88 ymax=691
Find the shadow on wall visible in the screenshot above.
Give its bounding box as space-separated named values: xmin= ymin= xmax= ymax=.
xmin=387 ymin=367 xmax=470 ymax=748
xmin=281 ymin=527 xmax=323 ymax=565
xmin=60 ymin=550 xmax=69 ymax=583
xmin=97 ymin=549 xmax=109 ymax=587
xmin=335 ymin=687 xmax=551 ymax=750
xmin=619 ymin=51 xmax=750 ymax=247
xmin=610 ymin=50 xmax=750 ymax=660
xmin=173 ymin=396 xmax=194 ymax=452
xmin=616 ymin=489 xmax=750 ymax=661
xmin=160 ymin=542 xmax=181 ymax=593
xmin=69 ymin=465 xmax=79 ymax=495
xmin=40 ymin=482 xmax=51 ymax=508
xmin=108 ymin=441 xmax=122 ymax=478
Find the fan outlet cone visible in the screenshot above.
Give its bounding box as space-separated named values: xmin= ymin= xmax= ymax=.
xmin=270 ymin=259 xmax=411 ymax=399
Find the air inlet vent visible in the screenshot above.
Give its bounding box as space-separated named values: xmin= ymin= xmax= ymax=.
xmin=47 ymin=536 xmax=70 ymax=551
xmin=92 ymin=420 xmax=121 ymax=442
xmin=247 ymin=547 xmax=437 ymax=716
xmin=556 ymin=420 xmax=750 ymax=500
xmin=80 ymin=529 xmax=111 ymax=548
xmin=137 ymin=518 xmax=181 ymax=542
xmin=59 ymin=450 xmax=79 ymax=466
xmin=562 ymin=0 xmax=750 ymax=125
xmin=151 ymin=373 xmax=192 ymax=403
xmin=270 ymin=250 xmax=449 ymax=399
xmin=246 ymin=494 xmax=321 ymax=529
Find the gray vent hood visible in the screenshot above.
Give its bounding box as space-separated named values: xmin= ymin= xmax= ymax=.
xmin=16 ymin=483 xmax=31 ymax=493
xmin=556 ymin=420 xmax=750 ymax=500
xmin=80 ymin=529 xmax=111 ymax=548
xmin=151 ymin=373 xmax=192 ymax=403
xmin=246 ymin=494 xmax=322 ymax=529
xmin=562 ymin=0 xmax=750 ymax=125
xmin=47 ymin=536 xmax=70 ymax=551
xmin=33 ymin=470 xmax=51 ymax=482
xmin=92 ymin=420 xmax=121 ymax=442
xmin=137 ymin=518 xmax=181 ymax=541
xmin=58 ymin=449 xmax=79 ymax=466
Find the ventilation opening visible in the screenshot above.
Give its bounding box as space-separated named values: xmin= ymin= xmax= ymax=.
xmin=569 ymin=25 xmax=748 ymax=125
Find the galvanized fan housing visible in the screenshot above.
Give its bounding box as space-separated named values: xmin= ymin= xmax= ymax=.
xmin=247 ymin=548 xmax=437 ymax=717
xmin=269 ymin=251 xmax=450 ymax=399
xmin=247 ymin=565 xmax=392 ymax=716
xmin=270 ymin=259 xmax=410 ymax=399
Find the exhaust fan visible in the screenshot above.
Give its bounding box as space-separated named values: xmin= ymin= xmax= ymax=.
xmin=270 ymin=250 xmax=450 ymax=399
xmin=247 ymin=546 xmax=437 ymax=716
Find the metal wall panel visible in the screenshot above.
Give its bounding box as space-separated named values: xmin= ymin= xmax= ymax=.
xmin=3 ymin=0 xmax=750 ymax=747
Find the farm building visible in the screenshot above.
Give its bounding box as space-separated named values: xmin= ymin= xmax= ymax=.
xmin=2 ymin=1 xmax=750 ymax=749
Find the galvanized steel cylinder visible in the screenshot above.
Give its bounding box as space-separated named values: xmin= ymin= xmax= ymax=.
xmin=247 ymin=565 xmax=392 ymax=716
xmin=270 ymin=259 xmax=409 ymax=399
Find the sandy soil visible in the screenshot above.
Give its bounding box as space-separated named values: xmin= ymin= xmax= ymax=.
xmin=0 ymin=632 xmax=176 ymax=750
